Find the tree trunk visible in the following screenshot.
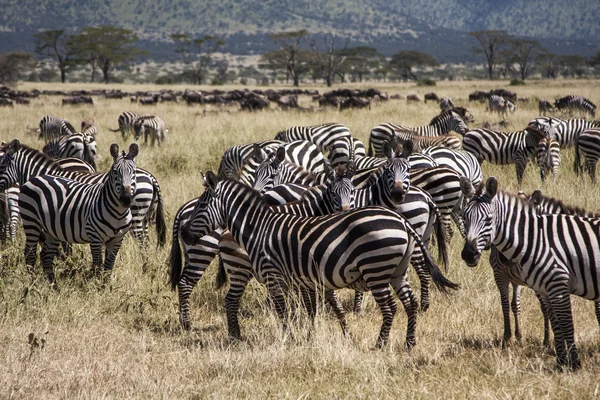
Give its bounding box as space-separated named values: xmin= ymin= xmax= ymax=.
xmin=60 ymin=67 xmax=66 ymax=83
xmin=90 ymin=62 xmax=96 ymax=82
xmin=293 ymin=75 xmax=299 ymax=87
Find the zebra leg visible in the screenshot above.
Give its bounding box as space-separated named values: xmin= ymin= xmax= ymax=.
xmin=393 ymin=277 xmax=418 ymax=349
xmin=300 ymin=288 xmax=317 ymax=339
xmin=547 ymin=285 xmax=580 ymax=370
xmin=265 ymin=273 xmax=290 ymax=335
xmin=325 ymin=290 xmax=349 ymax=337
xmin=515 ymin=159 xmax=526 ymax=186
xmin=353 ymin=291 xmax=365 ymax=314
xmin=537 ymin=293 xmax=552 ymax=347
xmin=89 ymin=241 xmax=104 ymax=274
xmin=587 ymin=157 xmax=597 ymax=183
xmin=595 ymin=302 xmax=600 ymax=328
xmin=224 ymin=267 xmax=253 ymax=341
xmin=370 ymin=286 xmax=397 ymax=349
xmin=493 ymin=271 xmax=513 ymax=347
xmin=102 ymin=236 xmax=126 ymax=272
xmin=410 ymin=249 xmax=431 ymax=312
xmin=40 ymin=239 xmax=60 ymax=285
xmin=23 ymin=225 xmax=42 ymax=275
xmin=511 ymin=284 xmax=523 ymax=341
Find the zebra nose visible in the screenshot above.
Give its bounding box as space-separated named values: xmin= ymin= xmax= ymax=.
xmin=341 ymin=203 xmax=350 ymax=211
xmin=392 ymin=183 xmax=405 ymax=202
xmin=461 ymin=240 xmax=481 ymax=267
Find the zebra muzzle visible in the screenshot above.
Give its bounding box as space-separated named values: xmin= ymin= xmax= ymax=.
xmin=391 ymin=183 xmax=405 ymax=203
xmin=461 ymin=240 xmax=481 ymax=267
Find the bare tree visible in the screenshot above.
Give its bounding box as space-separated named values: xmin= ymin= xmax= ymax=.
xmin=389 ymin=50 xmax=439 ymax=81
xmin=310 ymin=34 xmax=349 ymax=87
xmin=269 ymin=30 xmax=310 ymax=87
xmin=171 ymin=34 xmax=226 ymax=84
xmin=34 ymin=30 xmax=79 ymax=83
xmin=469 ymin=30 xmax=509 ymax=79
xmin=504 ymin=39 xmax=544 ymax=80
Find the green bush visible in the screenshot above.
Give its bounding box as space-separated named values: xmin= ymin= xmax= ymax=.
xmin=417 ymin=78 xmax=436 ymax=86
xmin=510 ymin=79 xmax=526 ymax=86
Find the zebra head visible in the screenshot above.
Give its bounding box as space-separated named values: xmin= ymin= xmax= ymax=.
xmin=133 ymin=118 xmax=147 ymax=140
xmin=382 ymin=139 xmax=412 ymax=204
xmin=0 ymin=139 xmax=21 ymax=192
xmin=181 ymin=171 xmax=223 ymax=246
xmin=325 ymin=161 xmax=356 ymax=212
xmin=109 ymin=143 xmax=138 ymax=207
xmin=251 ymin=145 xmax=286 ymax=193
xmin=449 ymin=111 xmax=469 ymax=135
xmin=460 ymin=177 xmax=498 ymax=267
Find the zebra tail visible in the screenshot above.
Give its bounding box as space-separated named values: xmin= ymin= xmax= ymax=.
xmin=573 ymin=136 xmax=581 ymax=176
xmin=367 ymin=134 xmax=373 ymax=156
xmin=108 ymin=127 xmax=121 ymax=132
xmin=168 ymin=220 xmax=182 ymax=291
xmin=402 ymin=216 xmax=459 ymax=294
xmin=433 ymin=206 xmax=449 ymax=271
xmin=153 ymin=178 xmax=167 ymax=247
xmin=215 ymin=255 xmax=228 ymax=289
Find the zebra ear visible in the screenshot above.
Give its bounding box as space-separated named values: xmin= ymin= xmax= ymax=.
xmin=272 ymin=146 xmax=286 ymax=168
xmin=382 ymin=140 xmax=392 ymax=159
xmin=252 ymin=144 xmax=265 ymax=162
xmin=485 ymin=177 xmax=498 ymax=199
xmin=531 ymin=189 xmax=543 ymax=205
xmin=323 ymin=158 xmax=334 ymax=181
xmin=128 ymin=143 xmax=139 ymax=160
xmin=204 ymin=170 xmax=219 ymax=191
xmin=110 ymin=143 xmax=120 ymax=159
xmin=459 ymin=176 xmax=475 ymax=198
xmin=400 ymin=140 xmax=413 ymax=158
xmin=8 ymin=139 xmax=21 ymax=155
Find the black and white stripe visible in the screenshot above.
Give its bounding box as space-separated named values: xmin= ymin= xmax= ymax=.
xmin=180 ymin=173 xmax=458 ymax=347
xmin=0 ymin=186 xmax=19 ymax=243
xmin=38 ymin=116 xmax=76 ymax=141
xmin=536 ymin=137 xmax=561 ymax=182
xmin=422 ymin=146 xmax=482 ymax=187
xmin=529 ymin=117 xmax=600 ymax=148
xmin=462 ymin=127 xmax=546 ymax=185
xmin=133 ymin=115 xmax=168 ymax=147
xmin=18 ymin=143 xmax=138 ymax=284
xmin=486 ymin=95 xmax=515 ymax=118
xmin=42 ymin=133 xmax=98 ymax=170
xmin=439 ymin=97 xmax=455 ymax=111
xmin=461 ymin=177 xmax=600 ymax=370
xmin=0 ymin=141 xmax=166 ymax=248
xmin=109 ymin=111 xmax=146 ymax=141
xmin=574 ymin=128 xmax=600 ymax=181
xmin=217 ymin=140 xmax=284 ymax=179
xmin=368 ymin=108 xmax=470 ymax=156
xmin=554 ymin=95 xmax=596 ymax=118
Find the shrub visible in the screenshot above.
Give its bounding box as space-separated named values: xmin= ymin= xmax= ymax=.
xmin=510 ymin=79 xmax=526 ymax=86
xmin=417 ymin=78 xmax=436 ymax=86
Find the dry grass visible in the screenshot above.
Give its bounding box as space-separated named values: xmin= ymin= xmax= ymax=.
xmin=1 ymin=79 xmax=600 ymax=399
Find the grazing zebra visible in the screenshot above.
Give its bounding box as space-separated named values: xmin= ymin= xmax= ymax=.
xmin=327 ymin=137 xmax=366 ymax=166
xmin=133 ymin=115 xmax=168 ymax=147
xmin=0 ymin=140 xmax=166 ymax=248
xmin=81 ymin=119 xmax=98 ymax=138
xmin=439 ymin=97 xmax=455 ymax=111
xmin=180 ymin=172 xmax=458 ymax=347
xmin=487 ymin=95 xmax=515 ymax=118
xmin=42 ymin=133 xmax=98 ymax=170
xmin=574 ymin=128 xmax=600 ymax=181
xmin=460 ymin=177 xmax=600 ymax=370
xmin=18 ymin=143 xmax=138 ymax=284
xmin=393 ymin=133 xmax=462 ymax=152
xmin=109 ymin=111 xmax=148 ymax=141
xmin=422 ymin=146 xmax=482 ymax=187
xmin=536 ymin=137 xmax=561 ymax=182
xmin=169 ymin=167 xmax=354 ymax=331
xmin=528 ymin=117 xmax=600 ymax=148
xmin=274 ymin=123 xmax=352 ymax=166
xmin=0 ymin=186 xmax=19 ymax=243
xmin=217 ymin=140 xmax=284 ymax=179
xmin=555 ymin=95 xmax=596 ymax=117
xmin=37 ymin=116 xmax=76 ymax=141
xmin=539 ymin=99 xmax=554 ymax=115
xmin=368 ymin=108 xmax=470 ymax=156
xmin=462 ymin=126 xmax=546 ymax=185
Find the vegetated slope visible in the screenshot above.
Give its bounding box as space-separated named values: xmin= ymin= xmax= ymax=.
xmin=2 ymin=0 xmax=598 ymax=41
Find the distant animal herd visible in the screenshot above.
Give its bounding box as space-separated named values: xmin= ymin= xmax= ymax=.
xmin=1 ymin=86 xmax=600 ymax=372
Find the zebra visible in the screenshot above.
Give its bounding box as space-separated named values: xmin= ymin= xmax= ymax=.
xmin=422 ymin=146 xmax=482 ymax=187
xmin=327 ymin=137 xmax=366 ymax=167
xmin=486 ymin=95 xmax=515 ymax=118
xmin=368 ymin=108 xmax=470 ymax=156
xmin=18 ymin=143 xmax=138 ymax=284
xmin=42 ymin=133 xmax=98 ymax=170
xmin=37 ymin=116 xmax=77 ymax=141
xmin=462 ymin=126 xmax=546 ymax=185
xmin=169 ymin=166 xmax=355 ymax=331
xmin=439 ymin=97 xmax=455 ymax=111
xmin=539 ymin=99 xmax=554 ymax=115
xmin=109 ymin=111 xmax=150 ymax=141
xmin=0 ymin=140 xmax=166 ymax=248
xmin=536 ymin=137 xmax=561 ymax=182
xmin=217 ymin=140 xmax=284 ymax=179
xmin=0 ymin=186 xmax=18 ymax=243
xmin=133 ymin=115 xmax=168 ymax=147
xmin=81 ymin=119 xmax=98 ymax=138
xmin=460 ymin=176 xmax=600 ymax=370
xmin=554 ymin=95 xmax=596 ymax=118
xmin=274 ymin=123 xmax=352 ymax=166
xmin=393 ymin=133 xmax=462 ymax=152
xmin=180 ymin=172 xmax=458 ymax=348
xmin=529 ymin=117 xmax=600 ymax=148
xmin=574 ymin=128 xmax=600 ymax=181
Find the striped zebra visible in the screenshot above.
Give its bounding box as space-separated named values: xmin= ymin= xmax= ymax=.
xmin=439 ymin=97 xmax=455 ymax=111
xmin=180 ymin=172 xmax=458 ymax=347
xmin=217 ymin=140 xmax=284 ymax=179
xmin=536 ymin=137 xmax=561 ymax=182
xmin=0 ymin=187 xmax=19 ymax=243
xmin=81 ymin=119 xmax=98 ymax=138
xmin=538 ymin=99 xmax=554 ymax=115
xmin=169 ymin=167 xmax=355 ymax=331
xmin=327 ymin=137 xmax=366 ymax=166
xmin=528 ymin=117 xmax=600 ymax=148
xmin=422 ymin=146 xmax=482 ymax=187
xmin=274 ymin=123 xmax=352 ymax=166
xmin=462 ymin=126 xmax=546 ymax=185
xmin=0 ymin=140 xmax=166 ymax=248
xmin=133 ymin=115 xmax=168 ymax=147
xmin=37 ymin=116 xmax=76 ymax=141
xmin=109 ymin=111 xmax=148 ymax=141
xmin=18 ymin=143 xmax=138 ymax=284
xmin=574 ymin=128 xmax=600 ymax=181
xmin=368 ymin=108 xmax=470 ymax=156
xmin=554 ymin=95 xmax=596 ymax=118
xmin=393 ymin=133 xmax=462 ymax=152
xmin=460 ymin=177 xmax=600 ymax=370
xmin=42 ymin=133 xmax=98 ymax=170
xmin=487 ymin=95 xmax=515 ymax=118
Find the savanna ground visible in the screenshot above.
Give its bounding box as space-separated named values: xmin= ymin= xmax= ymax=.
xmin=1 ymin=79 xmax=600 ymax=399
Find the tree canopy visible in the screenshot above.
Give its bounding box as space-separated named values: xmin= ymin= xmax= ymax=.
xmin=389 ymin=50 xmax=439 ymax=80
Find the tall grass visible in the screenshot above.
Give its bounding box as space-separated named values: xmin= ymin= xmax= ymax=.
xmin=1 ymin=80 xmax=599 ymax=398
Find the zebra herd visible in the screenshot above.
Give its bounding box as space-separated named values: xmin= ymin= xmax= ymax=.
xmin=3 ymin=101 xmax=600 ymax=372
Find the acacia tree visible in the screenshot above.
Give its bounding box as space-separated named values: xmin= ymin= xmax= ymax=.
xmin=469 ymin=30 xmax=509 ymax=79
xmin=389 ymin=50 xmax=439 ymax=80
xmin=344 ymin=46 xmax=385 ymax=82
xmin=309 ymin=34 xmax=349 ymax=87
xmin=69 ymin=30 xmax=102 ymax=82
xmin=170 ymin=34 xmax=225 ymax=84
xmin=536 ymin=51 xmax=560 ymax=79
xmin=0 ymin=52 xmax=35 ymax=85
xmin=34 ymin=30 xmax=80 ymax=83
xmin=503 ymin=38 xmax=544 ymax=80
xmin=269 ymin=30 xmax=310 ymax=86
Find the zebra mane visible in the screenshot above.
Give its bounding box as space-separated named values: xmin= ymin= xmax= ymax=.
xmin=16 ymin=144 xmax=67 ymax=170
xmin=135 ymin=115 xmax=157 ymax=122
xmin=429 ymin=108 xmax=466 ymax=125
xmin=530 ymin=190 xmax=599 ymax=218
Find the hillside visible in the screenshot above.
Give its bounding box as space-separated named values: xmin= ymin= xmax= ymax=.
xmin=1 ymin=0 xmax=598 ymax=61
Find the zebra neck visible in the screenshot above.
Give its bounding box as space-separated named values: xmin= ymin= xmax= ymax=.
xmin=369 ymin=174 xmax=396 ymax=209
xmin=17 ymin=149 xmax=74 ymax=185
